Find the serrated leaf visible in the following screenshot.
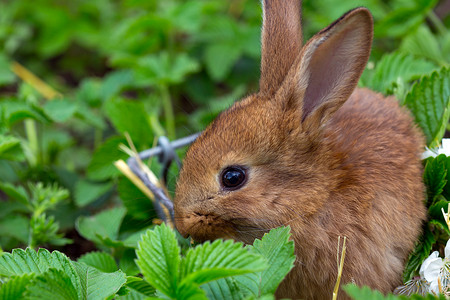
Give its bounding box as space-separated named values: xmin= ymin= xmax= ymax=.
xmin=73 ymin=262 xmax=127 ymax=300
xmin=133 ymin=52 xmax=199 ymax=86
xmin=428 ymin=197 xmax=450 ymax=222
xmin=25 ymin=268 xmax=78 ymax=300
xmin=74 ymin=179 xmax=113 ymax=207
xmin=181 ymin=239 xmax=267 ymax=286
xmin=369 ymin=52 xmax=436 ymax=95
xmin=201 ymin=278 xmax=241 ymax=300
xmin=0 ymin=134 xmax=24 ymax=161
xmin=76 ymin=206 xmax=127 ymax=246
xmin=0 ymin=248 xmax=84 ymax=299
xmin=236 ymin=226 xmax=295 ymax=295
xmin=125 ymin=276 xmax=156 ymax=296
xmin=403 ymin=226 xmax=436 ymax=282
xmin=405 ymin=67 xmax=450 ymax=147
xmin=0 ymin=100 xmax=50 ymax=125
xmin=0 ymin=182 xmax=29 ymax=205
xmin=77 ymin=252 xmax=118 ymax=273
xmin=43 ymin=99 xmax=77 ymax=123
xmin=343 ymin=284 xmax=401 ymax=300
xmin=423 ymin=155 xmax=448 ymax=203
xmin=175 ymin=281 xmax=207 ymax=300
xmin=400 ymin=26 xmax=446 ymax=66
xmin=135 ymin=223 xmax=180 ymax=298
xmin=344 ymin=284 xmax=446 ymax=299
xmin=0 ymin=274 xmax=33 ymax=300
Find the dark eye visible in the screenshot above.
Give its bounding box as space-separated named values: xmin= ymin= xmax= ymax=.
xmin=220 ymin=166 xmax=247 ymax=190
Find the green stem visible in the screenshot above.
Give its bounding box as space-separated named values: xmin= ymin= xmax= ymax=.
xmin=149 ymin=113 xmax=166 ymax=137
xmin=160 ymin=85 xmax=176 ymax=140
xmin=25 ymin=119 xmax=38 ymax=166
xmin=428 ymin=11 xmax=447 ymax=36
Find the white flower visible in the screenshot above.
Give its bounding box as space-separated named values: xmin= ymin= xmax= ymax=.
xmin=422 ymin=138 xmax=450 ymax=159
xmin=419 ymin=239 xmax=450 ymax=294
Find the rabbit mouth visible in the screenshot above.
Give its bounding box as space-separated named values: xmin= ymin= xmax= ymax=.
xmin=175 ymin=212 xmax=270 ymax=244
xmin=175 ymin=211 xmax=236 ymax=242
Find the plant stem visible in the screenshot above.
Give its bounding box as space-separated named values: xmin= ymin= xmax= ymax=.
xmin=25 ymin=119 xmax=38 ymax=166
xmin=160 ymin=84 xmax=176 ymax=140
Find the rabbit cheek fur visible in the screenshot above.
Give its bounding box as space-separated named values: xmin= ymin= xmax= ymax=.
xmin=174 ymin=3 xmax=426 ymax=300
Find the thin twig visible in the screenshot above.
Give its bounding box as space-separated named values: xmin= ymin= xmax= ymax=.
xmin=333 ymin=236 xmax=347 ymax=300
xmin=10 ymin=61 xmax=62 ymax=100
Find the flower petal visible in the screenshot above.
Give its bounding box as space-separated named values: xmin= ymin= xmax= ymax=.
xmin=423 ymin=258 xmax=444 ymax=283
xmin=441 ymin=139 xmax=450 ymax=156
xmin=445 ymin=239 xmax=450 ymax=259
xmin=420 ymin=251 xmax=440 ymax=278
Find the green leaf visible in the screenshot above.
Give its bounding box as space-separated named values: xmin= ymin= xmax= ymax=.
xmin=103 ymin=98 xmax=153 ymax=145
xmin=423 ymin=155 xmax=448 ymax=203
xmin=405 ymin=67 xmax=450 ymax=147
xmin=0 ymin=100 xmax=50 ymax=125
xmin=181 ymin=239 xmax=267 ymax=286
xmin=119 ymin=249 xmax=140 ymax=276
xmin=205 ymin=43 xmax=241 ymax=81
xmin=175 ymin=282 xmax=207 ymax=300
xmin=403 ymin=225 xmax=436 ymax=282
xmin=374 ymin=0 xmax=438 ymax=38
xmin=43 ymin=99 xmax=77 ymax=123
xmin=100 ymin=69 xmax=134 ymax=101
xmin=236 ymin=226 xmax=295 ymax=296
xmin=0 ymin=134 xmax=24 ymax=161
xmin=369 ymin=52 xmax=436 ymax=95
xmin=25 ymin=268 xmax=78 ymax=300
xmin=0 ymin=182 xmax=29 ymax=205
xmin=73 ymin=262 xmax=127 ymax=300
xmin=0 ymin=54 xmax=16 ymax=86
xmin=87 ymin=136 xmax=128 ymax=180
xmin=76 ymin=206 xmax=127 ymax=246
xmin=343 ymin=284 xmax=446 ymax=299
xmin=125 ymin=276 xmax=156 ymax=297
xmin=343 ymin=284 xmax=401 ymax=300
xmin=133 ymin=52 xmax=199 ymax=86
xmin=0 ymin=274 xmax=33 ymax=300
xmin=400 ymin=26 xmax=446 ymax=66
xmin=117 ymin=177 xmax=154 ymax=220
xmin=0 ymin=248 xmax=84 ymax=299
xmin=0 ymin=215 xmax=29 ymax=243
xmin=135 ymin=223 xmax=181 ymax=298
xmin=77 ymin=252 xmax=118 ymax=273
xmin=201 ymin=278 xmax=241 ymax=300
xmin=74 ymin=179 xmax=113 ymax=207
xmin=428 ymin=198 xmax=450 ymax=222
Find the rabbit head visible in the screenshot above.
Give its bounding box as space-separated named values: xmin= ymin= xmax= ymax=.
xmin=175 ymin=5 xmax=373 ymax=244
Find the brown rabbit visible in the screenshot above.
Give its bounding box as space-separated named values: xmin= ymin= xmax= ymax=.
xmin=174 ymin=1 xmax=426 ymax=299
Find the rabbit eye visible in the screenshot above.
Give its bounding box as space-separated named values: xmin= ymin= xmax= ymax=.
xmin=220 ymin=166 xmax=247 ymax=190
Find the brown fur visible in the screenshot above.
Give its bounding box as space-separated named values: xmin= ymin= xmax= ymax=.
xmin=174 ymin=3 xmax=426 ymax=299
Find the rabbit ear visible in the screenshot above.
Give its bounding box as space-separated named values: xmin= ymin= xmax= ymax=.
xmin=259 ymin=0 xmax=302 ymax=96
xmin=292 ymin=8 xmax=373 ymax=129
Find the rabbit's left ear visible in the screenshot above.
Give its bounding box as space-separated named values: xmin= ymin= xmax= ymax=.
xmin=290 ymin=8 xmax=373 ymax=129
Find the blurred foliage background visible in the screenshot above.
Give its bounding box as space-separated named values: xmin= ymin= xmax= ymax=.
xmin=0 ymin=0 xmax=449 ymax=265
